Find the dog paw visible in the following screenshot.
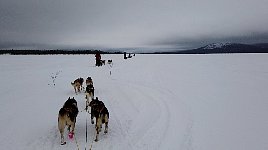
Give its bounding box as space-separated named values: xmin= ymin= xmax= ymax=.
xmin=61 ymin=141 xmax=66 ymax=145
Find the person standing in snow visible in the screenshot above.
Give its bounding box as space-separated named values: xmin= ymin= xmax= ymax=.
xmin=95 ymin=51 xmax=101 ymax=66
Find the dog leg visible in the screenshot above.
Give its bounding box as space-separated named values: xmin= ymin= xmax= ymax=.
xmin=95 ymin=119 xmax=101 ymax=142
xmin=104 ymin=123 xmax=108 ymax=134
xmin=91 ymin=116 xmax=94 ymax=124
xmin=95 ymin=126 xmax=99 ymax=142
xmin=58 ymin=122 xmax=66 ymax=145
xmin=85 ymin=93 xmax=88 ymax=104
xmin=85 ymin=95 xmax=89 ymax=110
xmin=97 ymin=116 xmax=102 ymax=132
xmin=67 ymin=125 xmax=71 ymax=132
xmin=95 ymin=132 xmax=99 ymax=142
xmin=60 ymin=134 xmax=66 ymax=145
xmin=59 ymin=128 xmax=66 ymax=145
xmin=70 ymin=121 xmax=75 ymax=133
xmin=66 ymin=122 xmax=75 ymax=139
xmin=86 ymin=100 xmax=90 ymax=110
xmin=99 ymin=125 xmax=102 ymax=132
xmin=74 ymin=87 xmax=77 ymax=94
xmin=91 ymin=110 xmax=95 ymax=124
xmin=104 ymin=115 xmax=108 ymax=134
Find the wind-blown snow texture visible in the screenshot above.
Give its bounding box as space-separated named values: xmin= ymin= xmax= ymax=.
xmin=0 ymin=54 xmax=268 ymax=150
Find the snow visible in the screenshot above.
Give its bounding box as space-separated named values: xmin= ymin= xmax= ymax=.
xmin=1 ymin=54 xmax=268 ymax=150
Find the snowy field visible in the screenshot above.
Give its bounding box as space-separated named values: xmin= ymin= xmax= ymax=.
xmin=0 ymin=54 xmax=268 ymax=150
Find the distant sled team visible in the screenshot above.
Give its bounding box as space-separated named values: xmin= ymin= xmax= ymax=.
xmin=58 ymin=76 xmax=109 ymax=145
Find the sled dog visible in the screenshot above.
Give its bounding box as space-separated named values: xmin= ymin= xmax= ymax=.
xmin=107 ymin=60 xmax=112 ymax=64
xmin=95 ymin=102 xmax=109 ymax=142
xmin=71 ymin=77 xmax=84 ymax=94
xmin=101 ymin=60 xmax=105 ymax=66
xmin=86 ymin=77 xmax=93 ymax=86
xmin=85 ymin=84 xmax=94 ymax=106
xmin=58 ymin=97 xmax=79 ymax=145
xmin=88 ymin=97 xmax=103 ymax=124
xmin=88 ymin=97 xmax=109 ymax=141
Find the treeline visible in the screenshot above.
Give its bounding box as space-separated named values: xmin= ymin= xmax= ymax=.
xmin=0 ymin=50 xmax=123 ymax=55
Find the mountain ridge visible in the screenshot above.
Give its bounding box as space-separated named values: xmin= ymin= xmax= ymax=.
xmin=154 ymin=43 xmax=268 ymax=54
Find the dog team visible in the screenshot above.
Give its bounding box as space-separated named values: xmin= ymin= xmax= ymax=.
xmin=58 ymin=77 xmax=109 ymax=145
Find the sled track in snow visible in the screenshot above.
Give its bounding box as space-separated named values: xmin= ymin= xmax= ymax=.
xmin=112 ymin=80 xmax=194 ymax=150
xmin=98 ymin=79 xmax=173 ymax=149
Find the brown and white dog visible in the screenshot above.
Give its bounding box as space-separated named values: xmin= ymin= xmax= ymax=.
xmin=58 ymin=97 xmax=79 ymax=145
xmin=88 ymin=97 xmax=109 ymax=142
xmin=71 ymin=77 xmax=84 ymax=94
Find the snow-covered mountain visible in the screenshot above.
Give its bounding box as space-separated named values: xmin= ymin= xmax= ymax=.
xmin=165 ymin=43 xmax=268 ymax=54
xmin=202 ymin=43 xmax=232 ymax=50
xmin=201 ymin=43 xmax=267 ymax=53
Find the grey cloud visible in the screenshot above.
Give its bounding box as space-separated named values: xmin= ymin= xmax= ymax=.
xmin=148 ymin=32 xmax=268 ymax=50
xmin=0 ymin=0 xmax=268 ymax=50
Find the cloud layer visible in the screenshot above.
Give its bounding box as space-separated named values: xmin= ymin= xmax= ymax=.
xmin=1 ymin=0 xmax=268 ymax=50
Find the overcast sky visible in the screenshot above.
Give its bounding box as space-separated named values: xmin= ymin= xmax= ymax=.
xmin=0 ymin=0 xmax=268 ymax=51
